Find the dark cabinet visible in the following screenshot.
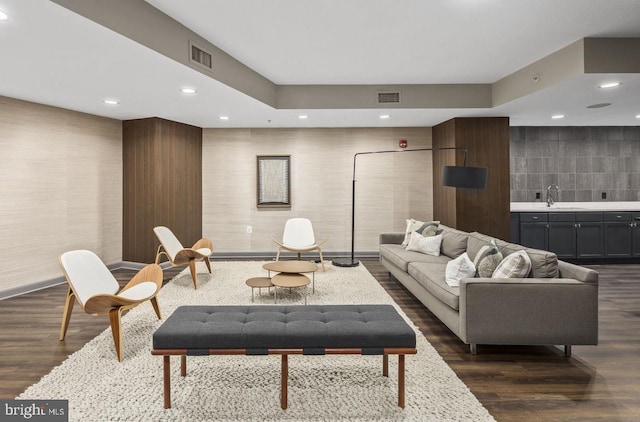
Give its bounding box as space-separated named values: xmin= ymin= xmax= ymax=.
xmin=632 ymin=212 xmax=640 ymax=257
xmin=604 ymin=212 xmax=632 ymax=257
xmin=514 ymin=209 xmax=640 ymax=260
xmin=548 ymin=213 xmax=577 ymax=259
xmin=575 ymin=212 xmax=604 ymax=259
xmin=519 ymin=213 xmax=548 ymax=250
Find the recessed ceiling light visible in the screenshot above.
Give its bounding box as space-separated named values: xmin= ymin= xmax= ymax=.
xmin=180 ymin=87 xmax=197 ymax=94
xmin=599 ymin=82 xmax=621 ymax=89
xmin=379 ymin=114 xmax=390 ymax=120
xmin=218 ymin=116 xmax=229 ymax=120
xmin=103 ymin=99 xmax=119 ymax=105
xmin=298 ymin=115 xmax=308 ymax=119
xmin=636 ymin=114 xmax=640 ymax=119
xmin=0 ymin=10 xmax=8 ymax=20
xmin=551 ymin=114 xmax=565 ymax=119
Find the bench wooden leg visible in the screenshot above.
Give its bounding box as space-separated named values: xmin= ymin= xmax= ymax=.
xmin=281 ymin=355 xmax=288 ymax=409
xmin=398 ymin=354 xmax=405 ymax=408
xmin=383 ymin=354 xmax=388 ymax=377
xmin=181 ymin=355 xmax=187 ymax=377
xmin=163 ymin=356 xmax=171 ymax=409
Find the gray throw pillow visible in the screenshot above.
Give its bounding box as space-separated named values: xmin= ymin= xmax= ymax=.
xmin=473 ymin=240 xmax=503 ymax=278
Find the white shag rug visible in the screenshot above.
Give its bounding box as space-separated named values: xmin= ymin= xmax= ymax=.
xmin=19 ymin=261 xmax=495 ymax=422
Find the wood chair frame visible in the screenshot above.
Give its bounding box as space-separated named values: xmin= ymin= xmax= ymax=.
xmin=59 ymin=261 xmax=163 ymax=362
xmin=154 ymin=237 xmax=213 ymax=289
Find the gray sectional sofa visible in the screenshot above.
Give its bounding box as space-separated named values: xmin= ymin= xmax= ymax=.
xmin=379 ymin=224 xmax=599 ymax=355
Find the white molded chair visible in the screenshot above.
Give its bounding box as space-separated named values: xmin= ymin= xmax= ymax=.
xmin=59 ymin=249 xmax=163 ymax=362
xmin=153 ymin=226 xmax=213 ymax=289
xmin=271 ymin=218 xmax=327 ymax=271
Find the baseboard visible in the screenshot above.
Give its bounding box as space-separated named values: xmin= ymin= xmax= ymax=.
xmin=0 ymin=252 xmax=380 ymax=300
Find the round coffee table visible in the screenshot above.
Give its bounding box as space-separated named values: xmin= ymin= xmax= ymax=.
xmin=262 ymin=261 xmax=319 ymax=293
xmin=245 ymin=277 xmax=273 ymax=302
xmin=271 ymin=273 xmax=310 ymax=305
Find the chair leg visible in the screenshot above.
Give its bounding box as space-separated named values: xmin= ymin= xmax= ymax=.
xmin=109 ymin=308 xmax=124 ymax=362
xmin=204 ymin=257 xmax=212 ymax=274
xmin=318 ymin=248 xmax=326 ymax=271
xmin=276 ymin=248 xmax=282 ymax=262
xmin=155 ymin=245 xmax=163 ymax=265
xmin=59 ymin=287 xmax=75 ymax=341
xmin=151 ymin=297 xmax=162 ymax=319
xmin=297 ymin=252 xmax=302 ymax=260
xmin=188 ymin=260 xmax=198 ymax=289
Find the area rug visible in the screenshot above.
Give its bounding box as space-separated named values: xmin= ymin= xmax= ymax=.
xmin=18 ymin=261 xmax=495 ymax=421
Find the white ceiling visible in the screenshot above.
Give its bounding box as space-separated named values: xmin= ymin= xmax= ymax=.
xmin=1 ymin=0 xmax=639 ymax=128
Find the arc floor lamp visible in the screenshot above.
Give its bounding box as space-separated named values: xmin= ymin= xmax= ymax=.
xmin=332 ymin=147 xmax=488 ymax=268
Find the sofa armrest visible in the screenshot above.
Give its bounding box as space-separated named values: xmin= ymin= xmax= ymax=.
xmin=458 ymin=277 xmax=598 ymax=346
xmin=379 ymin=232 xmax=404 ymax=245
xmin=558 ymin=260 xmax=598 ymax=284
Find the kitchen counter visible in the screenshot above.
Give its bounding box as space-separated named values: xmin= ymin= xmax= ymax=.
xmin=511 ymin=202 xmax=640 ymax=212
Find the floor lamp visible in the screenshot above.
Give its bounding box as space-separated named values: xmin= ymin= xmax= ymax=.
xmin=332 ymin=147 xmax=488 ymax=268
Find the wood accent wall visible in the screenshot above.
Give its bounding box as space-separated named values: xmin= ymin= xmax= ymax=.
xmin=123 ymin=117 xmax=203 ymax=263
xmin=432 ymin=117 xmax=510 ymax=240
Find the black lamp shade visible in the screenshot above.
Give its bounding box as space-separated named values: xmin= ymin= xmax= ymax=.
xmin=441 ymin=166 xmax=488 ymax=189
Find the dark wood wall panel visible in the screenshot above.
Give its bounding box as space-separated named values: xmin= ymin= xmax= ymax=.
xmin=123 ymin=117 xmax=202 ymax=263
xmin=433 ymin=117 xmax=510 ymax=241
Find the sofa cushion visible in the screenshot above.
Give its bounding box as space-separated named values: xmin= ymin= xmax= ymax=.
xmin=439 ymin=225 xmax=469 ymax=259
xmin=466 ymin=232 xmax=495 ymax=261
xmin=492 ymin=250 xmax=532 ymax=278
xmin=408 ymin=262 xmax=460 ymax=310
xmin=405 ymin=232 xmax=443 ymax=256
xmin=445 ymin=252 xmax=476 ymax=287
xmin=380 ymin=243 xmax=450 ymax=272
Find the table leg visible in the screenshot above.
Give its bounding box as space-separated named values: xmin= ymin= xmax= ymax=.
xmin=281 ymin=355 xmax=288 ymax=409
xmin=251 ymin=287 xmax=254 ymax=303
xmin=383 ymin=354 xmax=388 ymax=377
xmin=312 ymin=272 xmax=315 ymax=294
xmin=181 ymin=355 xmax=186 ymax=377
xmin=163 ymin=356 xmax=171 ymax=409
xmin=398 ymin=354 xmax=405 ymax=408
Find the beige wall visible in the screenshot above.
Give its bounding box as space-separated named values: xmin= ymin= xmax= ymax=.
xmin=203 ymin=127 xmax=433 ymax=255
xmin=0 ymin=96 xmax=122 ymax=296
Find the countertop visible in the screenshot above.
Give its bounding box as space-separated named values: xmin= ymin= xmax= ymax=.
xmin=511 ymin=202 xmax=640 ymax=212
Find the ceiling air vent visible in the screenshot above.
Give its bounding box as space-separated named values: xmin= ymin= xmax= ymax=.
xmin=190 ymin=41 xmax=212 ymax=69
xmin=377 ymin=91 xmax=401 ymax=104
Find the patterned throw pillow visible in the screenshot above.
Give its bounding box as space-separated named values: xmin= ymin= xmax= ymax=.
xmin=492 ymin=250 xmax=532 ymax=278
xmin=405 ymin=232 xmax=443 ymax=256
xmin=401 ymin=219 xmax=440 ymax=247
xmin=445 ymin=252 xmax=476 ymax=287
xmin=473 ymin=239 xmax=504 ymax=278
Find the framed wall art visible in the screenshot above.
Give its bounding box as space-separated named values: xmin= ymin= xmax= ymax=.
xmin=257 ymin=155 xmax=291 ymax=208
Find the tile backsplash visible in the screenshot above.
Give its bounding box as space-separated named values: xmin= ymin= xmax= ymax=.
xmin=510 ymin=126 xmax=640 ymax=202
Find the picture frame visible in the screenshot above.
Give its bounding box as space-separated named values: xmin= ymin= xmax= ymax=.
xmin=257 ymin=155 xmax=291 ymax=208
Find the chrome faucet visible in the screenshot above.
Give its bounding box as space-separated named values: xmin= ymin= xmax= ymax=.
xmin=546 ymin=184 xmax=560 ymax=207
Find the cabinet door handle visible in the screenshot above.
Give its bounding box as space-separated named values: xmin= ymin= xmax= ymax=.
xmin=573 ymin=224 xmax=578 ymax=229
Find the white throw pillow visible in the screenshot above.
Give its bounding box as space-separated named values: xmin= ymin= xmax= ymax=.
xmin=445 ymin=252 xmax=476 ymax=287
xmin=492 ymin=250 xmax=532 ymax=278
xmin=405 ymin=232 xmax=443 ymax=256
xmin=401 ymin=219 xmax=440 ymax=247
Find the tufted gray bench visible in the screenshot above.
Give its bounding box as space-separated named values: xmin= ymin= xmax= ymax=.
xmin=152 ymin=304 xmax=417 ymax=409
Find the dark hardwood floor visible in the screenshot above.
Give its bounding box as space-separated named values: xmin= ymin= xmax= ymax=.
xmin=1 ymin=260 xmax=638 ymax=421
